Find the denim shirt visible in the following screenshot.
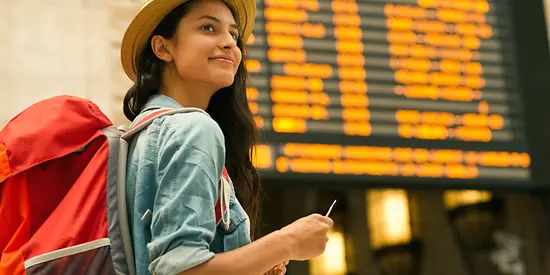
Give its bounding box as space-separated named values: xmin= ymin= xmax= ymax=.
xmin=126 ymin=94 xmax=251 ymax=275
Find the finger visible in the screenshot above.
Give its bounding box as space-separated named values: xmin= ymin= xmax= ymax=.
xmin=317 ymin=216 xmax=334 ymax=227
xmin=312 ymin=213 xmax=332 ymax=225
xmin=283 ymin=260 xmax=289 ymax=265
xmin=310 ymin=213 xmax=324 ymax=219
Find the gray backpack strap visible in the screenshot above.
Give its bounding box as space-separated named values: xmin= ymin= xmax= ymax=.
xmin=116 ymin=107 xmax=207 ymax=275
xmin=121 ymin=107 xmax=208 ymax=140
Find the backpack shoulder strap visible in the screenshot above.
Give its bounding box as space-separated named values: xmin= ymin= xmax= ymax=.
xmin=121 ymin=107 xmax=207 ymax=140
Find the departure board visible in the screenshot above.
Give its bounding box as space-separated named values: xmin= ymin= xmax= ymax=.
xmin=246 ymin=0 xmax=531 ymax=184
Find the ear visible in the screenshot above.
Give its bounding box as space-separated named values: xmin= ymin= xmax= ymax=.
xmin=151 ymin=35 xmax=174 ymax=62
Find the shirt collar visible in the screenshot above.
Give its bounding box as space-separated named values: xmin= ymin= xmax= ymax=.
xmin=141 ymin=94 xmax=183 ymax=112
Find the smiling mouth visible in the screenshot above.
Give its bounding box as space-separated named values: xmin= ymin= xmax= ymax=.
xmin=211 ymin=58 xmax=234 ymax=64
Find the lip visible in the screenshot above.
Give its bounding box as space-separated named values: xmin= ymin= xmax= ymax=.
xmin=210 ymin=55 xmax=235 ymax=64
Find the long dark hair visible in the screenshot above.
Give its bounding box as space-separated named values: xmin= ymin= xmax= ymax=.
xmin=123 ymin=1 xmax=262 ymax=238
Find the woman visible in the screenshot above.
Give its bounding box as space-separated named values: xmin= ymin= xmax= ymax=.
xmin=120 ymin=0 xmax=334 ymax=274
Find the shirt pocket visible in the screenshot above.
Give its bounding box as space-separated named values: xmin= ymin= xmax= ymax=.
xmin=216 ymin=194 xmax=251 ymax=252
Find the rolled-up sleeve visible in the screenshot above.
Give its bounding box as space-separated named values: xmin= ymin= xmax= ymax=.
xmin=147 ymin=112 xmax=226 ymax=275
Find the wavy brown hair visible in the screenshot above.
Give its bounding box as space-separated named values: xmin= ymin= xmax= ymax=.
xmin=122 ymin=0 xmax=261 ymax=238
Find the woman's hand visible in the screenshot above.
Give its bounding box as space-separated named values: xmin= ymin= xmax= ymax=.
xmin=279 ymin=214 xmax=333 ymax=261
xmin=264 ymin=261 xmax=289 ymax=275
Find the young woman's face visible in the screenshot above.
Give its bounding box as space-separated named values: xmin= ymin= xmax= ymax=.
xmin=169 ymin=0 xmax=242 ymax=89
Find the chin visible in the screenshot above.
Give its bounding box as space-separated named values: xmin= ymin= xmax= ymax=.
xmin=210 ymin=75 xmax=236 ymax=88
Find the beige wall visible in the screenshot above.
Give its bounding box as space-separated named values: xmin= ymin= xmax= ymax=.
xmin=0 ymin=0 xmax=143 ymax=127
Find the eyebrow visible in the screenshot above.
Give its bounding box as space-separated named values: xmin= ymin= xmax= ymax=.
xmin=198 ymin=15 xmax=238 ymax=30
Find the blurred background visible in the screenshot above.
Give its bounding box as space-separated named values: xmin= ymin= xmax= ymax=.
xmin=3 ymin=0 xmax=550 ymax=274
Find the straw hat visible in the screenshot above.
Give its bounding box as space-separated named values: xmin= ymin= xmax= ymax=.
xmin=120 ymin=0 xmax=256 ymax=82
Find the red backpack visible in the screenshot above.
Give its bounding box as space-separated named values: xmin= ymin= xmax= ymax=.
xmin=0 ymin=95 xmax=230 ymax=275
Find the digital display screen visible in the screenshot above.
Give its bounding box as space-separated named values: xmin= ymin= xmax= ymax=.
xmin=245 ymin=0 xmax=530 ymax=184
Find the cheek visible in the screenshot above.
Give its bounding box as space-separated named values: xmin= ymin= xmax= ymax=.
xmin=173 ymin=45 xmax=208 ymax=78
xmin=235 ymin=51 xmax=243 ymax=70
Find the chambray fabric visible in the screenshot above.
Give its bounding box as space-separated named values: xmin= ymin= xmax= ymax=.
xmin=126 ymin=94 xmax=251 ymax=275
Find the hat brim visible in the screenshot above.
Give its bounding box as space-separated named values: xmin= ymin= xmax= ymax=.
xmin=120 ymin=0 xmax=255 ymax=82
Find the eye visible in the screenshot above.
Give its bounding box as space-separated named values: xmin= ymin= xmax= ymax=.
xmin=201 ymin=24 xmax=215 ymax=32
xmin=230 ymin=31 xmax=239 ymax=40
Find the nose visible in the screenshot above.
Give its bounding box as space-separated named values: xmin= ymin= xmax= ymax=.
xmin=219 ymin=33 xmax=237 ymax=50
